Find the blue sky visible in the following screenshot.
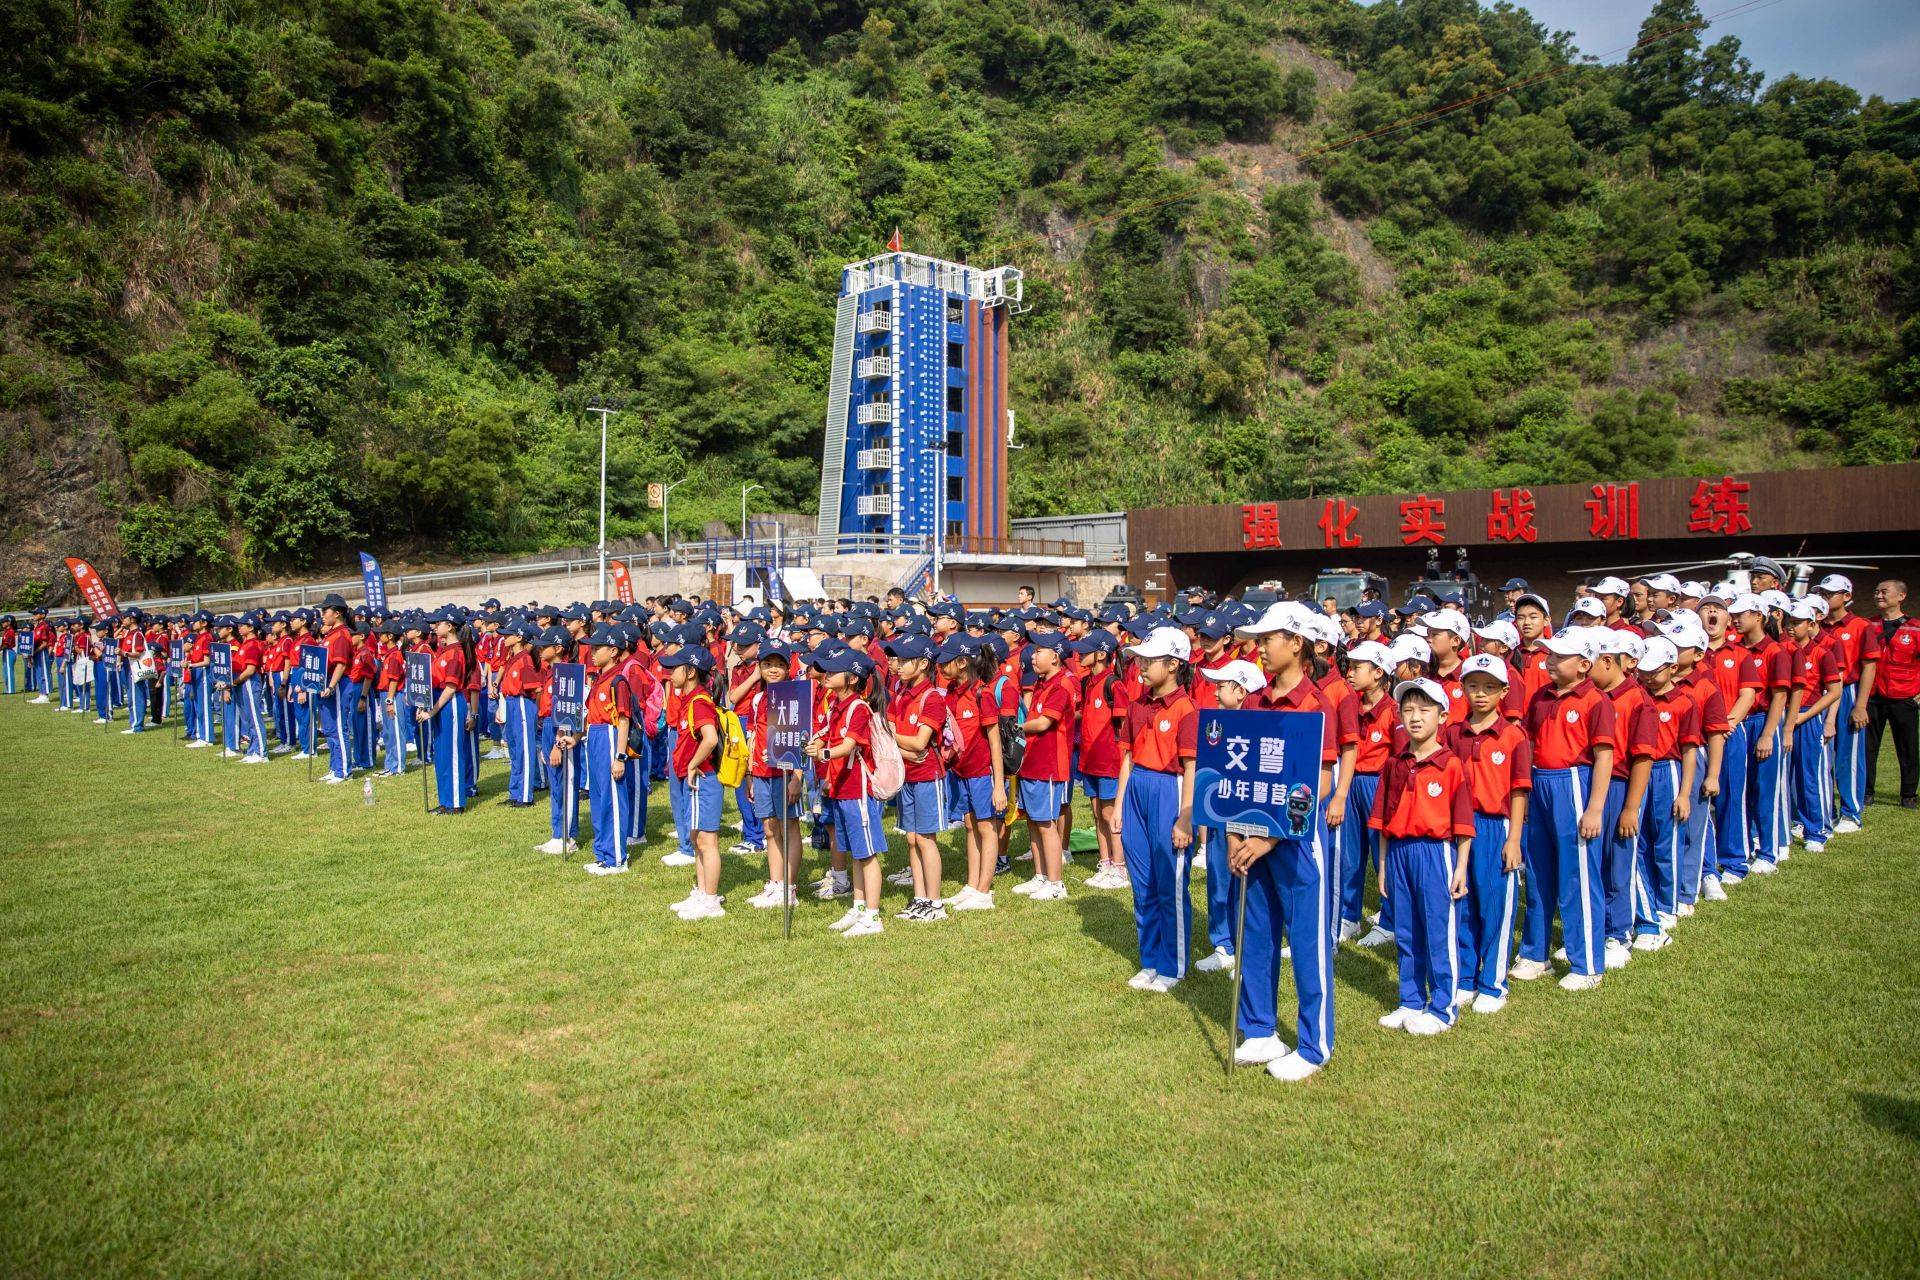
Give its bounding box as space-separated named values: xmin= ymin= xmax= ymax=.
xmin=1508 ymin=0 xmax=1920 ymax=101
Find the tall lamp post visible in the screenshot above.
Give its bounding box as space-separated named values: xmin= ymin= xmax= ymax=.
xmin=661 ymin=477 xmax=689 ymax=558
xmin=739 ymin=483 xmax=764 ymax=539
xmin=586 ymin=398 xmax=624 ymax=600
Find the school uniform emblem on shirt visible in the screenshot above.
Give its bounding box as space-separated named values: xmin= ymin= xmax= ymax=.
xmin=1491 ymin=750 xmax=1505 ymax=764
xmin=1565 ymin=709 xmax=1580 ymax=724
xmin=1161 ymin=719 xmax=1173 ymax=732
xmin=1659 ymin=711 xmax=1672 ymax=722
xmin=1426 ymin=781 xmax=1443 ymax=797
xmin=1369 ymin=731 xmax=1383 ymax=742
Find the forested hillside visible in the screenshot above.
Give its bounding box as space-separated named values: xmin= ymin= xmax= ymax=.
xmin=3 ymin=0 xmax=1916 ymax=599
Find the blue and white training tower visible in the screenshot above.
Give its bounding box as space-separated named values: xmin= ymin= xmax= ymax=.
xmin=815 ymin=249 xmax=1024 ymax=555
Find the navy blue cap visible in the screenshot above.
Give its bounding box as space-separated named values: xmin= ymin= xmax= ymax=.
xmin=884 ymin=634 xmax=934 ymax=661
xmin=537 ymin=626 xmax=571 ymax=649
xmin=1500 ymin=577 xmax=1529 ymax=592
xmin=1121 ymin=615 xmax=1157 ymax=640
xmin=1355 ymin=600 xmax=1387 ymax=620
xmin=993 ymin=614 xmax=1024 ymax=634
xmin=726 ymin=623 xmax=766 ymax=646
xmin=935 ymin=636 xmax=978 ymax=665
xmin=1189 ymin=612 xmax=1233 ymax=640
xmin=758 ymin=640 xmax=796 ymax=663
xmin=980 ymin=634 xmax=1010 ymax=661
xmin=1096 ymin=605 xmax=1128 ymax=624
xmin=928 ymin=600 xmax=963 ymax=620
xmin=560 ymin=604 xmax=589 ymax=622
xmin=319 ymin=593 xmax=350 ymax=612
xmin=584 ymin=624 xmax=622 ymax=648
xmin=840 ymin=617 xmax=873 ymax=639
xmin=963 ymin=612 xmax=994 ymax=630
xmin=813 ymin=644 xmax=876 ymax=678
xmin=1071 ymin=631 xmax=1119 ymax=657
xmin=1026 ymin=630 xmax=1068 ymax=653
xmin=660 ymin=644 xmax=715 ymax=672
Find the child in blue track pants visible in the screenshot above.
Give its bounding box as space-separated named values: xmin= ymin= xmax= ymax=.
xmin=581 ymin=625 xmax=636 ymax=875
xmin=1592 ymin=633 xmax=1654 ymax=970
xmin=1733 ymin=596 xmax=1792 ymax=871
xmin=1335 ymin=643 xmax=1395 ymax=941
xmin=542 ymin=670 xmax=583 ymax=856
xmin=419 ymin=613 xmax=472 ymax=812
xmin=1114 ymin=629 xmax=1199 ymax=990
xmin=1633 ymin=639 xmax=1700 ymax=948
xmin=1786 ymin=602 xmax=1843 ymax=851
xmin=497 ymin=626 xmax=542 ymax=803
xmin=1193 ymin=661 xmax=1264 ymax=973
xmin=1515 ymin=629 xmax=1617 ymax=991
xmin=1373 ymin=678 xmax=1474 ymax=1035
xmin=1666 ymin=624 xmax=1728 ymax=911
xmin=1444 ymin=656 xmax=1530 ymax=1014
xmin=1227 ymin=604 xmax=1338 ymax=1083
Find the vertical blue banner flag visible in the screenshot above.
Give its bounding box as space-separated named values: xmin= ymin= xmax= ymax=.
xmin=298 ymin=643 xmax=329 ymax=693
xmin=358 ymin=552 xmax=388 ymax=613
xmin=404 ymin=652 xmax=434 ymax=710
xmin=551 ymin=663 xmax=586 ymax=735
xmin=1194 ymin=709 xmax=1327 ymax=839
xmin=210 ymin=642 xmax=233 ymax=688
xmin=765 ymin=678 xmax=814 ymax=771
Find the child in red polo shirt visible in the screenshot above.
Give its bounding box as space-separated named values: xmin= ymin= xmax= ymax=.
xmin=1786 ymin=600 xmax=1843 ymax=851
xmin=1444 ymin=654 xmax=1531 ymax=1013
xmin=1370 ymin=678 xmax=1474 ymax=1035
xmin=1593 ymin=630 xmax=1657 ymax=971
xmin=1632 ymin=637 xmax=1701 ymax=949
xmin=1111 ymin=627 xmax=1198 ymax=993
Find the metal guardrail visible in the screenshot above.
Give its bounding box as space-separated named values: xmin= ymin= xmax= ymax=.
xmin=943 ymin=535 xmax=1086 ymax=560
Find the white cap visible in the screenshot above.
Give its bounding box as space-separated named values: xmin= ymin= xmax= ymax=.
xmin=1512 ymin=592 xmax=1551 ymax=616
xmin=1818 ymin=573 xmax=1852 ymax=594
xmin=1593 ymin=576 xmax=1630 ymax=596
xmin=1639 ymin=636 xmax=1679 ymax=671
xmin=1235 ymin=601 xmax=1313 ymax=639
xmin=1472 ymin=619 xmax=1520 ymax=650
xmin=1460 ymin=653 xmax=1510 ymax=685
xmin=1643 ymin=572 xmax=1684 ymax=594
xmin=1594 ymin=628 xmax=1646 ymax=661
xmin=1387 ymin=634 xmax=1431 ymax=667
xmin=1126 ymin=626 xmax=1192 ymax=661
xmin=1658 ymin=619 xmax=1709 ymax=651
xmin=1302 ymin=613 xmax=1343 ymax=648
xmin=1420 ymin=610 xmax=1470 ymax=641
xmin=1665 ymin=606 xmax=1702 ymax=629
xmin=1728 ymin=593 xmax=1766 ymax=615
xmin=1541 ymin=628 xmax=1599 ymax=661
xmin=1785 ymin=596 xmax=1823 ymax=622
xmin=1347 ymin=640 xmax=1393 ymax=671
xmin=1759 ymin=589 xmax=1793 ymax=613
xmin=1393 ymin=678 xmax=1450 ymax=708
xmin=1571 ymin=597 xmax=1606 ymax=618
xmin=1679 ymin=580 xmax=1710 ymax=600
xmin=1199 ymin=658 xmax=1267 ymax=693
xmin=1705 ymin=581 xmax=1738 ymax=603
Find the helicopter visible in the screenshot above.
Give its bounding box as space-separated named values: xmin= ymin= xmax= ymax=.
xmin=1568 ymin=550 xmax=1917 ymax=599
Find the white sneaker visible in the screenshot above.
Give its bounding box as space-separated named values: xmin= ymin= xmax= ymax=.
xmin=1195 ymin=947 xmax=1236 ymax=974
xmin=484 ymin=748 xmax=508 ymax=760
xmin=1677 ymin=902 xmax=1695 ymax=917
xmin=1143 ymin=973 xmax=1180 ymax=993
xmin=1790 ymin=822 xmax=1804 ymax=840
xmin=814 ymin=873 xmax=851 ymax=900
xmin=746 ymin=883 xmax=782 ymax=908
xmin=1190 ymin=848 xmax=1207 ymax=870
xmin=1336 ymin=919 xmax=1363 ymax=943
xmin=1281 ymin=944 xmax=1291 ymax=960
xmin=727 ymin=840 xmax=756 ymax=856
xmin=1631 ymin=932 xmax=1671 ymax=952
xmin=1657 ymin=911 xmax=1678 ymax=932
xmin=841 ymin=910 xmax=884 ymax=938
xmin=29 ymin=695 xmax=47 ymax=703
xmin=670 ymin=889 xmax=703 ymax=913
xmin=1266 ymin=1051 xmax=1322 ymax=1082
xmin=1405 ymin=1012 xmax=1447 ymax=1036
xmin=916 ymin=902 xmax=950 ymax=922
xmin=1776 ymin=847 xmax=1791 ymax=862
xmin=290 ymin=751 xmax=313 ymax=760
xmin=679 ymin=895 xmax=725 ymax=920
xmin=1750 ymin=859 xmax=1778 ymax=875
xmin=1015 ymin=850 xmax=1034 ymax=862
xmin=1553 ymin=946 xmax=1568 ymax=964
xmin=1084 ymin=867 xmax=1115 ymax=889
xmin=1128 ymin=968 xmax=1160 ymax=990
xmin=93 ymin=717 xmax=108 ymax=724
xmin=1357 ymin=925 xmax=1393 ymax=948
xmin=1603 ymin=939 xmax=1632 ymax=971
xmin=660 ymin=851 xmax=696 ymax=867
xmin=1720 ymin=871 xmax=1744 ymax=887
xmin=886 ymin=867 xmax=915 ymax=887
xmin=184 ymin=740 xmax=207 ymax=749
xmin=1233 ymin=1034 xmax=1286 ymax=1066
xmin=1029 ymin=881 xmax=1067 ymax=901
xmin=1509 ymin=957 xmax=1548 ymax=981
xmin=242 ymin=754 xmax=267 ymax=764
xmin=1558 ymin=972 xmax=1603 ymax=991
xmin=951 ymin=889 xmax=995 ymax=911
xmin=322 ymin=774 xmax=347 ymax=785
xmin=1471 ymin=993 xmax=1507 ymax=1015
xmin=600 ymin=863 xmax=629 ymax=876
xmin=536 ymin=839 xmax=564 ymax=855
xmin=1452 ymin=988 xmax=1474 ymax=1009
xmin=120 ymin=727 xmax=137 ymax=734
xmin=1702 ymin=874 xmax=1727 ymax=901
xmin=583 ymin=864 xmax=610 ymax=876
xmin=1378 ymin=1006 xmax=1416 ymax=1030
xmin=1804 ymin=840 xmax=1826 ymax=853
xmin=1832 ymin=818 xmax=1861 ymax=835
xmin=1010 ymin=875 xmax=1048 ymax=896
xmin=828 ymin=904 xmax=865 ymax=932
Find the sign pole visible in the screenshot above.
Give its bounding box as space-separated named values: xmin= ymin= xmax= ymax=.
xmin=1227 ymin=861 xmax=1249 ymax=1080
xmin=782 ymin=769 xmax=796 ymax=941
xmin=421 ymin=712 xmax=433 ymax=814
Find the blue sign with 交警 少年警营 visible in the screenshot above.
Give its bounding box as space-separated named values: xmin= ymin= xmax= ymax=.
xmin=1194 ymin=708 xmax=1326 ymax=840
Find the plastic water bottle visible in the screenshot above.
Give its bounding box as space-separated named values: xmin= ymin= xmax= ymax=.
xmin=363 ymin=777 xmax=376 ymax=807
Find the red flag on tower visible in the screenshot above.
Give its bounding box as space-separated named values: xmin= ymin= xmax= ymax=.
xmin=886 ymin=227 xmax=903 ymax=252
xmin=66 ymin=556 xmax=119 ymax=616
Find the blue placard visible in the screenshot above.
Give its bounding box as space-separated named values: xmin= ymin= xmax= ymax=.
xmin=169 ymin=638 xmax=183 ymax=665
xmin=551 ymin=662 xmax=586 ymax=735
xmin=210 ymin=642 xmax=233 ymax=688
xmin=765 ymin=678 xmax=814 ymax=772
xmin=1195 ymin=709 xmax=1326 ymax=840
xmin=103 ymin=638 xmax=121 ymax=671
xmin=298 ymin=643 xmax=329 ymax=693
xmin=404 ymin=652 xmax=434 ymax=710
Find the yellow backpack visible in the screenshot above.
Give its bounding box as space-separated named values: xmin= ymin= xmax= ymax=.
xmin=715 ymin=700 xmax=750 ymax=788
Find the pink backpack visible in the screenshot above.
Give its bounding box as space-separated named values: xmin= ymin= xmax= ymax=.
xmin=865 ymin=701 xmax=906 ymax=800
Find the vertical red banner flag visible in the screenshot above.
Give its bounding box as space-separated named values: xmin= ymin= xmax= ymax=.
xmin=609 ymin=559 xmax=634 ymax=605
xmin=65 ymin=557 xmax=119 ymax=616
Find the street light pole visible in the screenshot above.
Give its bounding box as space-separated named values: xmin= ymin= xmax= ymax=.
xmin=662 ymin=477 xmax=689 ymax=558
xmin=740 ymin=483 xmax=764 ymax=540
xmin=587 ymin=403 xmax=617 ymax=600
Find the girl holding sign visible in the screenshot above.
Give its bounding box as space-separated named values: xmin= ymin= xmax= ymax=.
xmin=663 ymin=645 xmax=724 ymax=914
xmin=807 ymin=646 xmax=888 ymax=938
xmin=1228 ymin=602 xmax=1340 ymax=1084
xmin=419 ymin=612 xmax=472 ymax=813
xmin=743 ymin=644 xmax=804 ymax=909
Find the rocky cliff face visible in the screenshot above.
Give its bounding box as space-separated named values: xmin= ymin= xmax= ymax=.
xmin=2 ymin=389 xmax=142 ymax=609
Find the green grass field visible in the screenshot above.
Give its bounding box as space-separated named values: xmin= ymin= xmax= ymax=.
xmin=3 ymin=693 xmax=1918 ymax=1277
